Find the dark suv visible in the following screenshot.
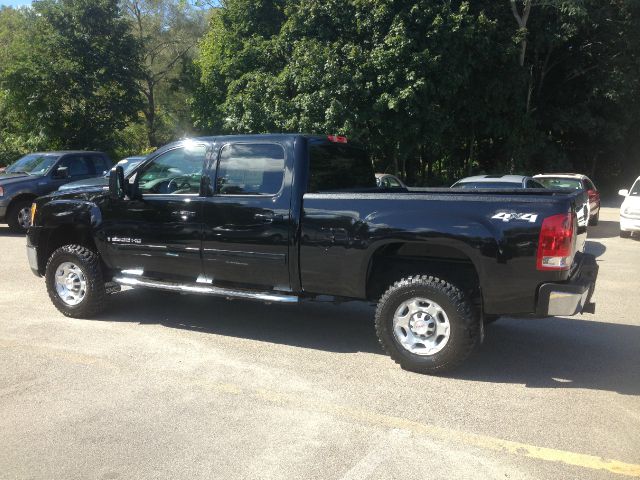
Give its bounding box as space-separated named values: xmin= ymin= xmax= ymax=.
xmin=0 ymin=151 xmax=112 ymax=232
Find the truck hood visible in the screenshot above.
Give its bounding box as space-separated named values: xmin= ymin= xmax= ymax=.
xmin=0 ymin=172 xmax=38 ymax=187
xmin=58 ymin=176 xmax=108 ymax=192
xmin=38 ymin=186 xmax=110 ymax=205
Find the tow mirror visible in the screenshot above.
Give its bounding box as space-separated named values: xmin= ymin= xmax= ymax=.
xmin=619 ymin=189 xmax=629 ymax=197
xmin=109 ymin=165 xmax=126 ymax=200
xmin=54 ymin=166 xmax=69 ymax=179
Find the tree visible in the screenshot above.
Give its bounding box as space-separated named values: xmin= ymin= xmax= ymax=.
xmin=0 ymin=0 xmax=142 ymax=154
xmin=122 ymin=0 xmax=207 ymax=147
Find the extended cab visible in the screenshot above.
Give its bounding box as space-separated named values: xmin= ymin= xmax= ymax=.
xmin=1 ymin=151 xmax=112 ymax=232
xmin=26 ymin=135 xmax=598 ymax=373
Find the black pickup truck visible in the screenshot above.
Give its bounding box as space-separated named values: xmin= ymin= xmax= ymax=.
xmin=26 ymin=135 xmax=598 ymax=373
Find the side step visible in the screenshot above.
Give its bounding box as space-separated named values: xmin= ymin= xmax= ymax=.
xmin=112 ymin=276 xmax=299 ymax=304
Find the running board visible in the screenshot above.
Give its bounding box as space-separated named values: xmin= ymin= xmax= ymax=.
xmin=112 ymin=276 xmax=299 ymax=304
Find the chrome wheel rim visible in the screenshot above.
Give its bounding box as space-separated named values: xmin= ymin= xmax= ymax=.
xmin=17 ymin=206 xmax=31 ymax=229
xmin=393 ymin=297 xmax=451 ymax=356
xmin=54 ymin=262 xmax=87 ymax=306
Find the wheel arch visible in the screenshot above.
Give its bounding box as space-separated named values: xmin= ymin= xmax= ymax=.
xmin=7 ymin=192 xmax=38 ymax=211
xmin=364 ymin=240 xmax=484 ymax=306
xmin=34 ymin=200 xmax=102 ymax=275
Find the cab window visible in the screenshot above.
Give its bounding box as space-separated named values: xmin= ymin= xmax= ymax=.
xmin=138 ymin=145 xmax=207 ymax=195
xmin=216 ymin=143 xmax=285 ymax=195
xmin=58 ymin=155 xmax=91 ymax=177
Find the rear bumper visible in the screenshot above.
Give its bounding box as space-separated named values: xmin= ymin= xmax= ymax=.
xmin=536 ymin=253 xmax=598 ymax=316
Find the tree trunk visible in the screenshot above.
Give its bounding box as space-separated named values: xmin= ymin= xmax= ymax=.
xmin=510 ymin=0 xmax=532 ymax=67
xmin=144 ymin=77 xmax=157 ymax=147
xmin=468 ymin=128 xmax=476 ymax=176
xmin=590 ymin=153 xmax=598 ymax=179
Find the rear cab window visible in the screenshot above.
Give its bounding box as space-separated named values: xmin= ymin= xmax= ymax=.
xmin=307 ymin=140 xmax=376 ymax=192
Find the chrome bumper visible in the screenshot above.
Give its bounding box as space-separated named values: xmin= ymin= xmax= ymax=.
xmin=536 ymin=253 xmax=598 ymax=316
xmin=26 ymin=245 xmax=40 ymax=276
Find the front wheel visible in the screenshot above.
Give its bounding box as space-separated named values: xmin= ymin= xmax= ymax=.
xmin=45 ymin=245 xmax=106 ymax=318
xmin=620 ymin=230 xmax=631 ymax=238
xmin=375 ymin=276 xmax=479 ymax=374
xmin=589 ymin=211 xmax=599 ymax=226
xmin=7 ymin=199 xmax=32 ymax=233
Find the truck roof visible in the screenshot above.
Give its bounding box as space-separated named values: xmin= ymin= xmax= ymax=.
xmin=29 ymin=150 xmax=107 ymax=155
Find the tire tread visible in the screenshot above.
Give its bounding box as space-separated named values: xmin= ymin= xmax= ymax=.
xmin=374 ymin=275 xmax=478 ymax=373
xmin=45 ymin=244 xmax=106 ymax=318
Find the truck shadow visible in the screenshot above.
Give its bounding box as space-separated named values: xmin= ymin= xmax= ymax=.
xmin=102 ymin=290 xmax=639 ymax=395
xmin=584 ymin=240 xmax=606 ymax=257
xmin=104 ymin=289 xmax=381 ymax=354
xmin=587 ymin=220 xmax=620 ymax=239
xmin=454 ymin=317 xmax=640 ymax=396
xmin=0 ymin=226 xmax=24 ymax=237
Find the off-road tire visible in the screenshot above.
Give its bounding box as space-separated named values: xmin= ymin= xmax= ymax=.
xmin=45 ymin=245 xmax=106 ymax=318
xmin=375 ymin=275 xmax=479 ymax=374
xmin=7 ymin=199 xmax=32 ymax=233
xmin=620 ymin=230 xmax=631 ymax=238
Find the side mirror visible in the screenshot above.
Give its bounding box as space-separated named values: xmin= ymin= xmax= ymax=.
xmin=619 ymin=189 xmax=629 ymax=197
xmin=109 ymin=165 xmax=126 ymax=200
xmin=54 ymin=166 xmax=69 ymax=179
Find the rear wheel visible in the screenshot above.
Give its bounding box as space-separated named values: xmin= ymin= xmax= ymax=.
xmin=45 ymin=245 xmax=106 ymax=318
xmin=589 ymin=211 xmax=599 ymax=226
xmin=620 ymin=230 xmax=631 ymax=238
xmin=7 ymin=199 xmax=32 ymax=233
xmin=375 ymin=276 xmax=479 ymax=374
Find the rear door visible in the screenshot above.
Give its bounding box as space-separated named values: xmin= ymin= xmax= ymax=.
xmin=200 ymin=140 xmax=292 ymax=291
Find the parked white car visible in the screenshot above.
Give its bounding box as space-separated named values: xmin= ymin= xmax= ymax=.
xmin=619 ymin=176 xmax=640 ymax=238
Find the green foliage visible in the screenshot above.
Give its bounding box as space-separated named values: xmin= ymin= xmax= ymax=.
xmin=122 ymin=0 xmax=208 ymax=147
xmin=0 ymin=0 xmax=638 ymax=187
xmin=0 ymin=0 xmax=143 ymax=162
xmin=194 ymin=0 xmax=640 ymax=186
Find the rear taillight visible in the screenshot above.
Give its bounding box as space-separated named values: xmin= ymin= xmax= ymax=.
xmin=536 ymin=212 xmax=576 ymax=271
xmin=587 ymin=189 xmax=598 ymax=201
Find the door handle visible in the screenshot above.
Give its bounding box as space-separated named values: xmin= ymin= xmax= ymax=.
xmin=254 ymin=213 xmax=275 ymax=223
xmin=172 ymin=210 xmax=196 ymax=220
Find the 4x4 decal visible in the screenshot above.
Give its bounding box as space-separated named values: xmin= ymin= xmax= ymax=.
xmin=491 ymin=212 xmax=538 ymax=223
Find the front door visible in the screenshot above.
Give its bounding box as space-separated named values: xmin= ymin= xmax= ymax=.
xmin=201 ymin=141 xmax=291 ymax=291
xmin=101 ymin=142 xmax=209 ymax=282
xmin=47 ymin=154 xmax=97 ymax=192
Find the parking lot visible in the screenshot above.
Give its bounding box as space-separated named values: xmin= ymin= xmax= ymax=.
xmin=0 ymin=204 xmax=638 ymax=479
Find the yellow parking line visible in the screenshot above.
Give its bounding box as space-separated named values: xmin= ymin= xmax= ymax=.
xmin=4 ymin=339 xmax=638 ymax=477
xmin=247 ymin=384 xmax=640 ymax=477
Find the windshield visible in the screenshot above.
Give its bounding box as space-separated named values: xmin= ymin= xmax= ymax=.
xmin=6 ymin=153 xmax=60 ymax=175
xmin=536 ymin=177 xmax=583 ymax=190
xmin=453 ymin=181 xmax=522 ymax=189
xmin=631 ymin=179 xmax=640 ymax=196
